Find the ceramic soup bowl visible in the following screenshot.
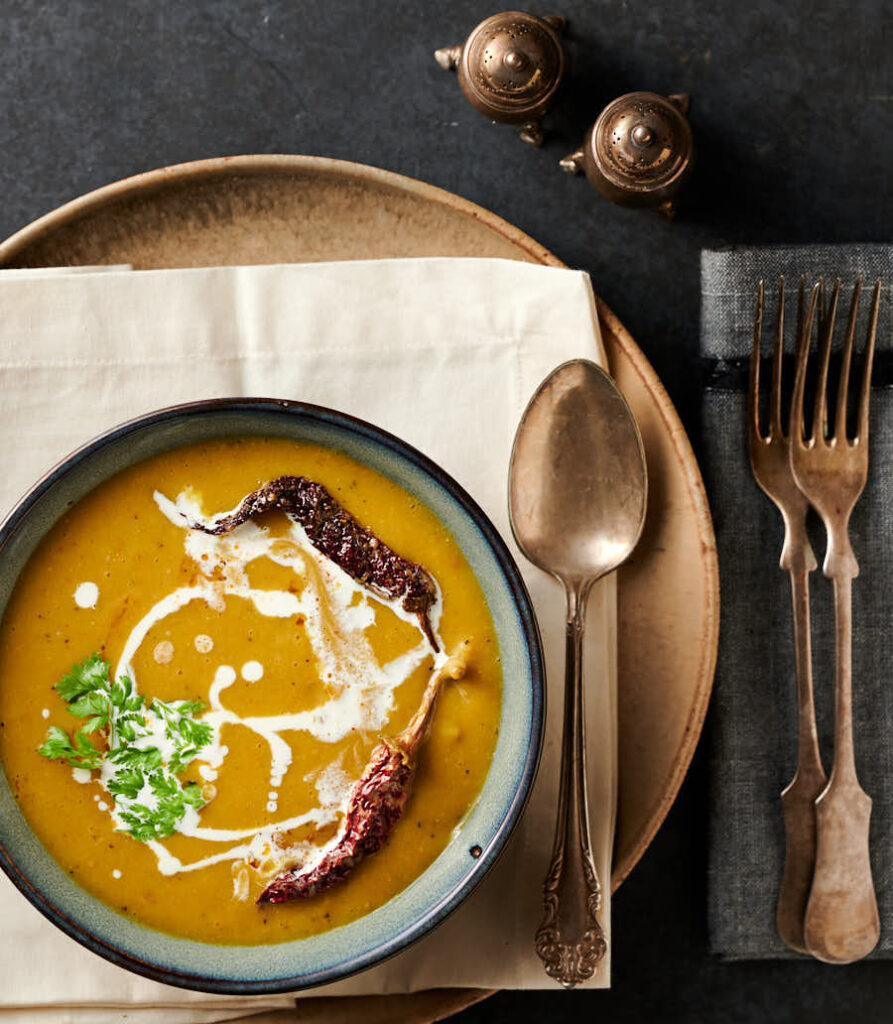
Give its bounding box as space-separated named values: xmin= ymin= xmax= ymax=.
xmin=0 ymin=398 xmax=544 ymax=993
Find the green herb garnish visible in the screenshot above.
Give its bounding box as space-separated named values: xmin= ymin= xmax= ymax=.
xmin=38 ymin=725 xmax=103 ymax=770
xmin=39 ymin=654 xmax=212 ymax=842
xmin=151 ymin=696 xmax=213 ymax=772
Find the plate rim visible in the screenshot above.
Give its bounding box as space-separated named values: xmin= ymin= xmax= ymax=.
xmin=0 ymin=154 xmax=558 ymax=268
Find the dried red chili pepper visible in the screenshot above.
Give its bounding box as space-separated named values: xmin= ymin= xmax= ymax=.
xmin=258 ymin=657 xmax=464 ymax=905
xmin=186 ymin=476 xmax=439 ymax=649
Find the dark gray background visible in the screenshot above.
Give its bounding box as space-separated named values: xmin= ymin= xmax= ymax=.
xmin=2 ymin=1 xmax=891 ymax=1020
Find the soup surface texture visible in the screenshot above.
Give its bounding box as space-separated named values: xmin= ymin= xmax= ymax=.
xmin=0 ymin=437 xmax=501 ymax=944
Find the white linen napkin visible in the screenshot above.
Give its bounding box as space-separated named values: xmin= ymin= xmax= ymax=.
xmin=0 ymin=258 xmax=616 ymax=1021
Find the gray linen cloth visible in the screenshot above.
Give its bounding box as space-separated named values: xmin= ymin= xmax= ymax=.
xmin=702 ymin=246 xmax=892 ymax=959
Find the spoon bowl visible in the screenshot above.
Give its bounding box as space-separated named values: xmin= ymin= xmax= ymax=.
xmin=509 ymin=360 xmax=647 ymax=583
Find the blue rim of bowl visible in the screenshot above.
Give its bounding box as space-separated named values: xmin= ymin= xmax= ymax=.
xmin=0 ymin=397 xmax=545 ymax=993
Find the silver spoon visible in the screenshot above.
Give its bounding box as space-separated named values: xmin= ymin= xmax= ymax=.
xmin=509 ymin=358 xmax=647 ymax=989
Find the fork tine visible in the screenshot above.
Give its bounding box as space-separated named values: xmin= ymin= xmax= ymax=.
xmin=857 ymin=279 xmax=881 ymax=442
xmin=791 ymin=283 xmax=820 ymax=446
xmin=749 ymin=280 xmax=764 ymax=440
xmin=770 ymin=276 xmax=785 ymax=437
xmin=796 ymin=275 xmax=806 ymax=344
xmin=812 ymin=279 xmax=840 ymax=442
xmin=834 ymin=278 xmax=862 ymax=441
xmin=814 ymin=277 xmax=825 ymax=430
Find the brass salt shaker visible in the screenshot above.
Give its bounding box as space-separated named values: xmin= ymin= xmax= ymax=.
xmin=435 ymin=11 xmax=566 ymax=146
xmin=561 ymin=91 xmax=694 ymax=217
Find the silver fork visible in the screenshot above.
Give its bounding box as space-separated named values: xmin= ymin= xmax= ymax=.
xmin=748 ymin=277 xmax=826 ymax=953
xmin=790 ymin=277 xmax=881 ymax=964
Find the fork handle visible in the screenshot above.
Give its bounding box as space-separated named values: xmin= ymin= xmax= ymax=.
xmin=804 ymin=574 xmax=879 ymax=963
xmin=777 ymin=567 xmax=826 ymax=953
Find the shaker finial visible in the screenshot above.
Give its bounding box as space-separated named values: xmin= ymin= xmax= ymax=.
xmin=561 ymin=91 xmax=694 ymax=218
xmin=435 ymin=12 xmax=567 ymax=146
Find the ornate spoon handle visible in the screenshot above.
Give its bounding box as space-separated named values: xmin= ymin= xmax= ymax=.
xmin=535 ymin=580 xmax=607 ymax=988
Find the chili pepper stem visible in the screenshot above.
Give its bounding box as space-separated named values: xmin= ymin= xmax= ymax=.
xmin=397 ymin=653 xmax=467 ymax=755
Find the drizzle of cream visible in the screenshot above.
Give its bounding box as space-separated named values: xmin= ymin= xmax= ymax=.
xmin=145 ymin=805 xmax=341 ymax=878
xmin=85 ymin=486 xmax=447 ymax=881
xmin=153 ymin=640 xmax=174 ymax=665
xmin=241 ymin=660 xmax=264 ymax=682
xmin=232 ymin=863 xmax=250 ymax=901
xmin=311 ymin=760 xmax=354 ymax=809
xmin=73 ymin=582 xmax=98 ymax=609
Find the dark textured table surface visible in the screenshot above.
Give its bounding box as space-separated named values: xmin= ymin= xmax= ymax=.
xmin=2 ymin=1 xmax=891 ymax=1021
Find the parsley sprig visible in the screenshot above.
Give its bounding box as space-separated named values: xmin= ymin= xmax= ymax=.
xmin=151 ymin=696 xmax=213 ymax=772
xmin=38 ymin=725 xmax=103 ymax=770
xmin=39 ymin=654 xmax=212 ymax=843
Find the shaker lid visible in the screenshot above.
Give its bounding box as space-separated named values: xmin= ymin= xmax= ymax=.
xmin=459 ymin=11 xmax=565 ymax=120
xmin=591 ymin=91 xmax=693 ymax=197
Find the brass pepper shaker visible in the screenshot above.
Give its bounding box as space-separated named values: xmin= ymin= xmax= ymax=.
xmin=435 ymin=12 xmax=566 ymax=146
xmin=561 ymin=91 xmax=694 ymax=217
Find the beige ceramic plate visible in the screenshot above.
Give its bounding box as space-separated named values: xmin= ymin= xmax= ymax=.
xmin=0 ymin=155 xmax=718 ymax=1018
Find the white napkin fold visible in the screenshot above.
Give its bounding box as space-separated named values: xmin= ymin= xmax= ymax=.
xmin=0 ymin=258 xmax=616 ymax=1020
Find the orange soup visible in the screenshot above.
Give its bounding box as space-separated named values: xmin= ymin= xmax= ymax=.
xmin=0 ymin=438 xmax=501 ymax=944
